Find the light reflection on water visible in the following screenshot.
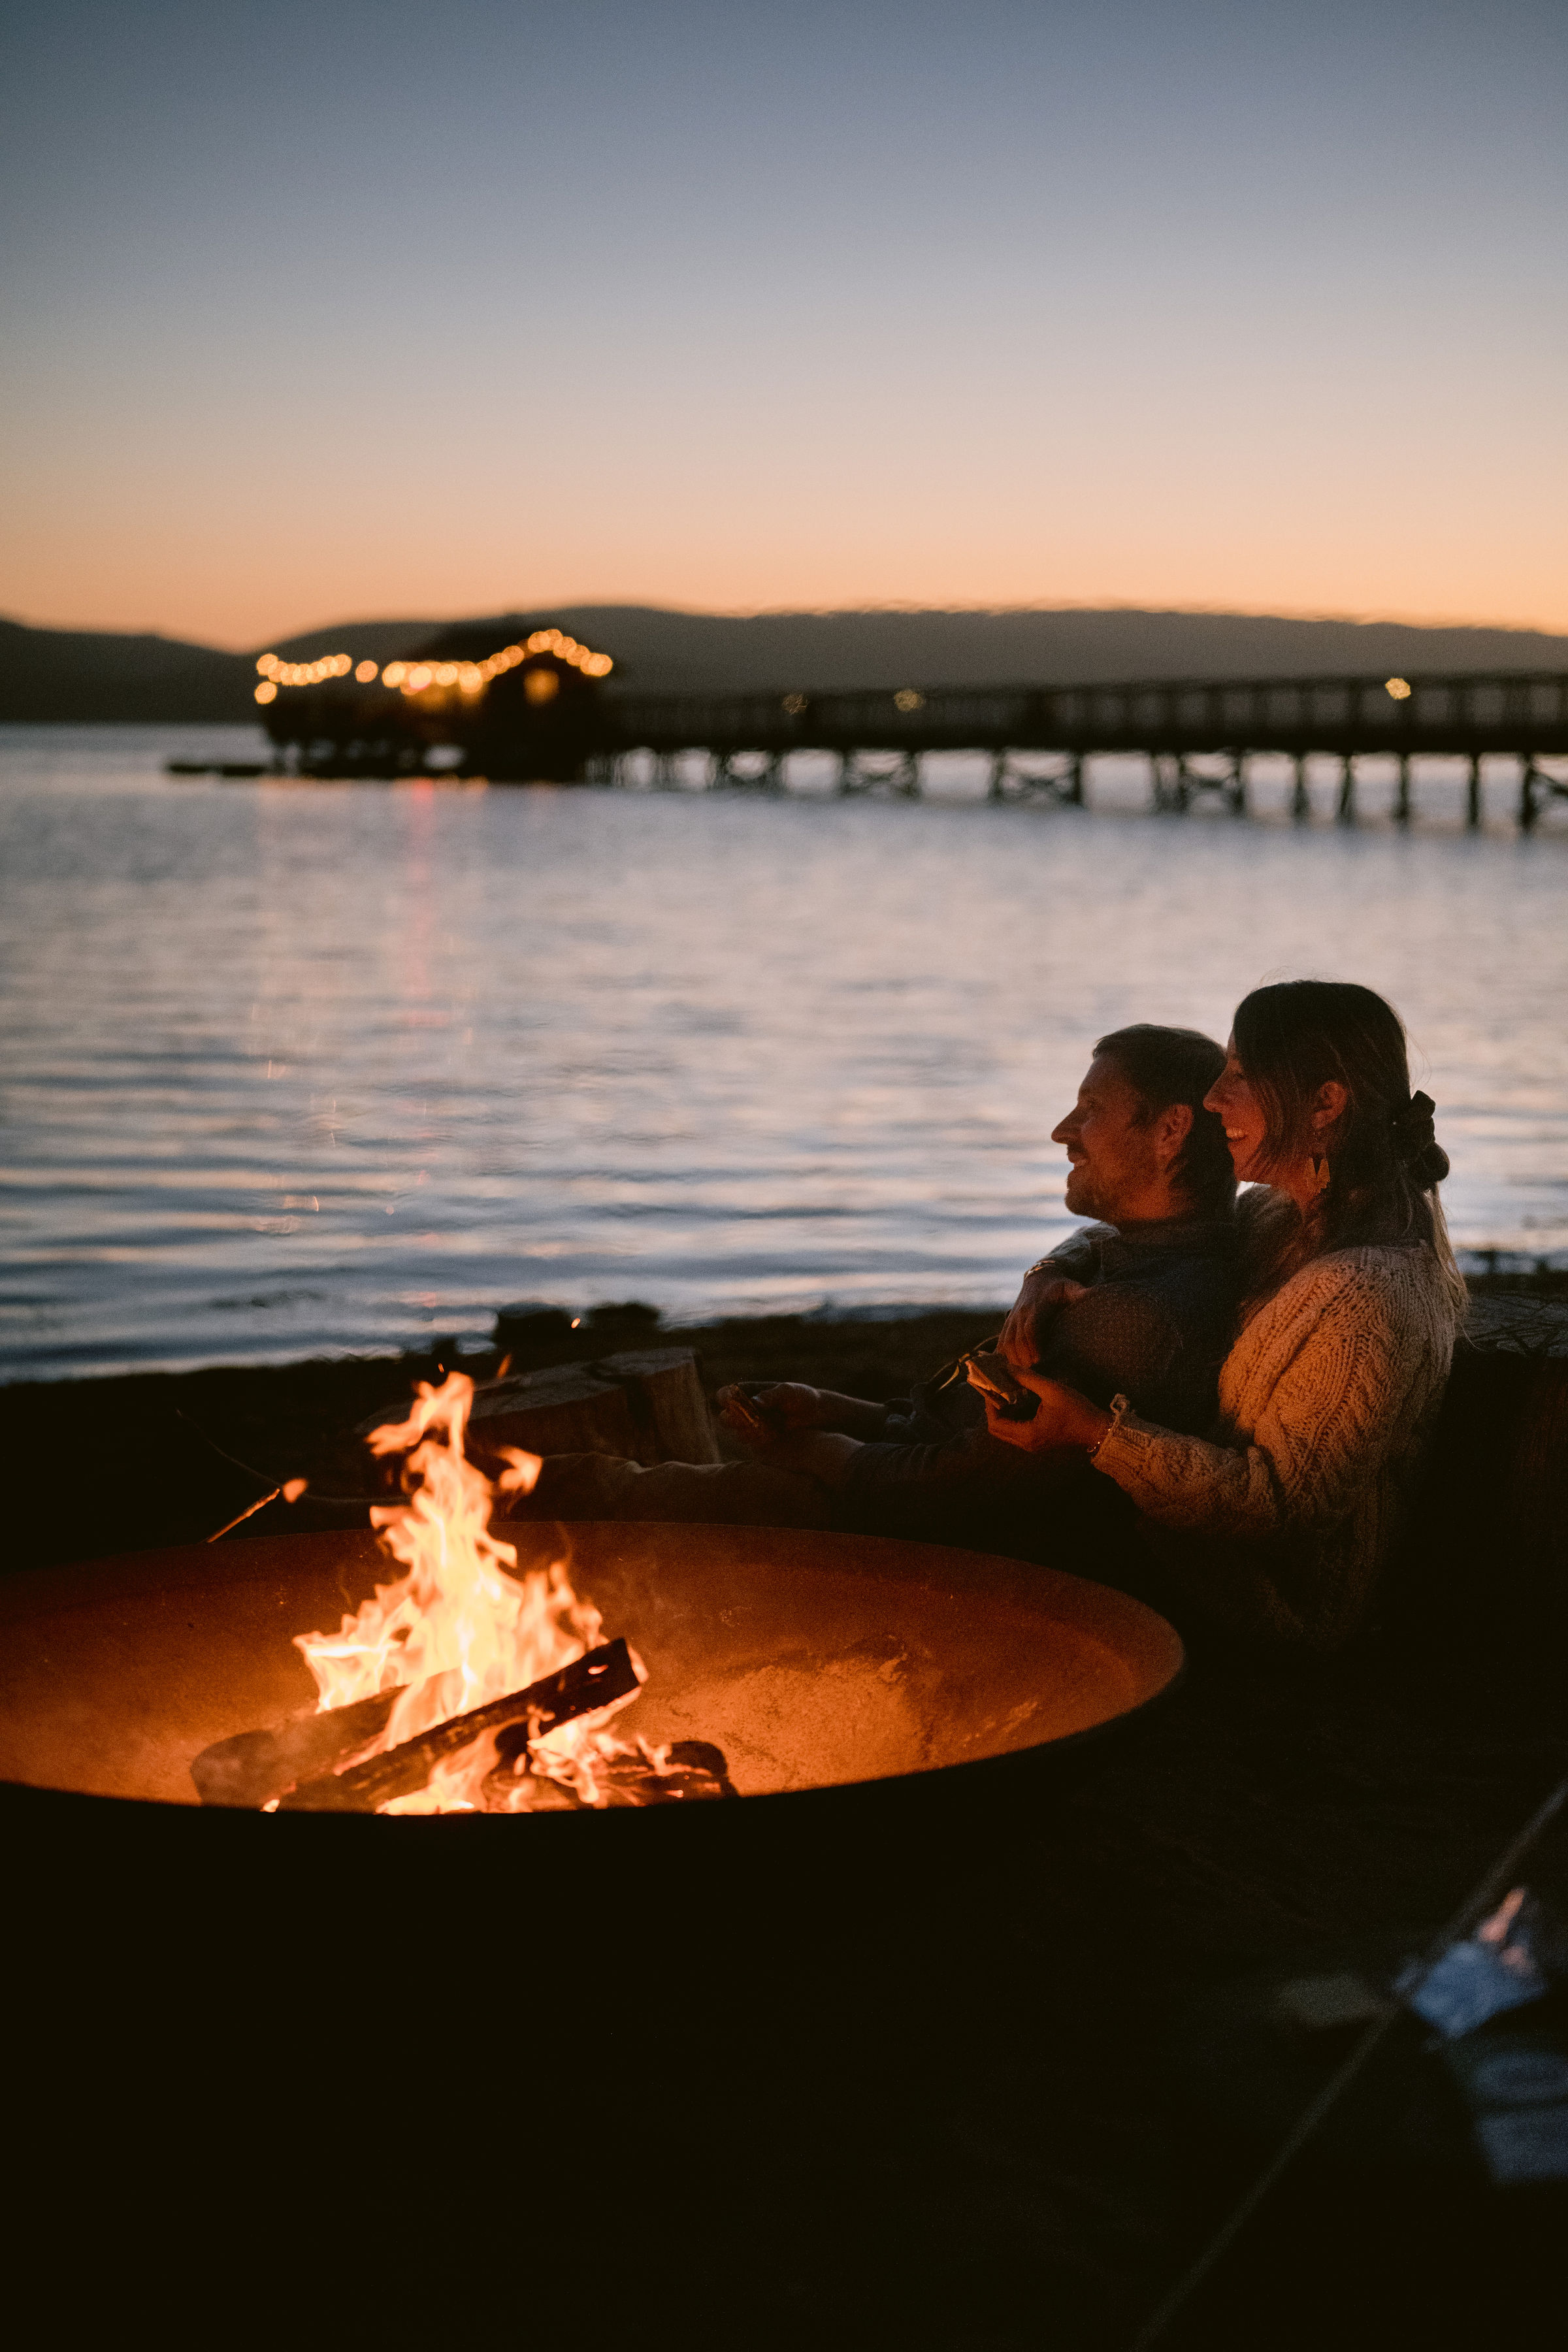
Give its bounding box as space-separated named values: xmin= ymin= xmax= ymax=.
xmin=2 ymin=724 xmax=1565 ymax=1377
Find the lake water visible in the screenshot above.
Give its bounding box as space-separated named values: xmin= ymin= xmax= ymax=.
xmin=3 ymin=723 xmax=1565 ymax=1379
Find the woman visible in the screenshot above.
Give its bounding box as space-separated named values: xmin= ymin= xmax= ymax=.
xmin=985 ymin=981 xmax=1464 ymax=1652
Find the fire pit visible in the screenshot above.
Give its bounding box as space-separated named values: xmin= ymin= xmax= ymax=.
xmin=0 ymin=1518 xmax=1181 ymax=1816
xmin=6 ymin=1488 xmax=1186 ymax=2340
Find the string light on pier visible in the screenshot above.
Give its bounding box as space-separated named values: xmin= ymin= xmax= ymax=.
xmin=255 ymin=629 xmax=613 ymax=704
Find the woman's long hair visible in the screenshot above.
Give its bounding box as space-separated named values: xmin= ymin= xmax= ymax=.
xmin=1233 ymin=979 xmax=1465 ymax=1311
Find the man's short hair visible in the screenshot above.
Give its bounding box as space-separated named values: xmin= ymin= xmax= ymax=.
xmin=1094 ymin=1024 xmax=1235 ymax=1216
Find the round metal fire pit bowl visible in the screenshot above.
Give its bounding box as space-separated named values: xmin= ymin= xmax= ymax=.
xmin=7 ymin=1520 xmax=1185 ymax=2335
xmin=0 ymin=1521 xmax=1181 ymax=1812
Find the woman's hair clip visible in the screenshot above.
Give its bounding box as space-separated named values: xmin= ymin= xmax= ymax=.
xmin=1390 ymin=1089 xmax=1437 ymax=1147
xmin=1389 ymin=1090 xmax=1448 ymax=1183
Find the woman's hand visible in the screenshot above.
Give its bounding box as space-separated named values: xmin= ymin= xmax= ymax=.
xmin=982 ymin=1367 xmax=1111 ymax=1455
xmin=999 ymin=1274 xmax=1089 ymax=1373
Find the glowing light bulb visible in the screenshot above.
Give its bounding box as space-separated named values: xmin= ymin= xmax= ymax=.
xmin=1385 ymin=676 xmax=1412 ymax=700
xmin=254 ymin=681 xmax=278 ymax=704
xmin=382 ymin=662 xmax=407 ymax=687
xmin=256 ymin=653 xmax=278 ymax=676
xmin=355 ymin=660 xmax=379 ymax=683
xmin=408 ymin=665 xmax=433 ymax=692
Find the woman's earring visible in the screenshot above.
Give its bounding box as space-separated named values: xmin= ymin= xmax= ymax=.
xmin=1311 ymin=1153 xmax=1331 ymax=1194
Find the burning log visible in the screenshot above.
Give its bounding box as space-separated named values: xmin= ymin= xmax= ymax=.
xmin=525 ymin=1739 xmax=738 ymax=1808
xmin=276 ymin=1637 xmax=641 ymax=1813
xmin=191 ymin=1685 xmax=406 ymax=1808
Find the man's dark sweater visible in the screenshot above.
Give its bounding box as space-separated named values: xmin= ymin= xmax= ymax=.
xmin=837 ymin=1214 xmax=1240 ymax=1552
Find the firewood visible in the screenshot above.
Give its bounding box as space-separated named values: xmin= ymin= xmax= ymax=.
xmin=353 ymin=1347 xmax=716 ymax=1471
xmin=463 ymin=1365 xmax=638 ymax=1463
xmin=191 ymin=1685 xmax=406 ymax=1808
xmin=505 ymin=1740 xmax=738 ymax=1808
xmin=276 ymin=1638 xmax=640 ymax=1812
xmin=595 ymin=1348 xmax=721 ymax=1465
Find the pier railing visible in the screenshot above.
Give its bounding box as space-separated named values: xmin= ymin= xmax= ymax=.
xmin=592 ymin=670 xmax=1568 ymax=826
xmin=253 ymin=666 xmax=1568 ymax=824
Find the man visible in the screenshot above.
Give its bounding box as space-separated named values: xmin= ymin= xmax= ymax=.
xmin=504 ymin=1025 xmax=1239 ymax=1556
xmin=719 ymin=1024 xmax=1240 ymax=1556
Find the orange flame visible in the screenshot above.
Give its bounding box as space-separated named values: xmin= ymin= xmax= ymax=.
xmin=293 ymin=1371 xmax=644 ymax=1813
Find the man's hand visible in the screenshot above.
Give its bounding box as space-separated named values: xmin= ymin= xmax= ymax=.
xmin=999 ymin=1273 xmax=1089 ymax=1372
xmin=717 ymin=1381 xmax=832 ymax=1439
xmin=713 ymin=1388 xmax=863 ymax=1485
xmin=981 ymin=1366 xmax=1111 ymax=1455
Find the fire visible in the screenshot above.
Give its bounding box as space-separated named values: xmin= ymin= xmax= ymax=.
xmin=293 ymin=1371 xmax=647 ymax=1813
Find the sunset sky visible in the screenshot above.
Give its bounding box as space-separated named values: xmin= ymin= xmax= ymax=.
xmin=3 ymin=0 xmax=1563 ymax=650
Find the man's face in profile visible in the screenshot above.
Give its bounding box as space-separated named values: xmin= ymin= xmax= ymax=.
xmin=1051 ymin=1053 xmax=1163 ymax=1222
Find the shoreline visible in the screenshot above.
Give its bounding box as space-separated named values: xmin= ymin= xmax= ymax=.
xmin=8 ymin=1303 xmax=1004 ymax=1574
xmin=10 ymin=1271 xmax=1567 ymax=1576
xmin=5 ymin=1254 xmax=1563 ymax=1393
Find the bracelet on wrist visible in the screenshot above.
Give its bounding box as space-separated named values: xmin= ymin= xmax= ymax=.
xmin=1086 ymin=1394 xmax=1131 ymax=1460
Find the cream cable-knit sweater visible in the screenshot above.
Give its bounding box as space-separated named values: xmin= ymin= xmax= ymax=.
xmin=1092 ymin=1241 xmax=1457 ymax=1652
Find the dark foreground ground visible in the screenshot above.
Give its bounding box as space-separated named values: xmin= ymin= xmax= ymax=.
xmin=7 ymin=1287 xmax=1567 ymax=2349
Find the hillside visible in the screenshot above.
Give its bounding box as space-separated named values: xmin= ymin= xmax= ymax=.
xmin=534 ymin=607 xmax=1568 ymax=694
xmin=0 ymin=618 xmax=252 ymax=723
xmin=3 ymin=605 xmax=1565 ymax=723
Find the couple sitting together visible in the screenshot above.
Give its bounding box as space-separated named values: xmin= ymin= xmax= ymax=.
xmin=506 ymin=979 xmax=1464 ymax=1655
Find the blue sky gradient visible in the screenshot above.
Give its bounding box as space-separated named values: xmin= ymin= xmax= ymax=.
xmin=3 ymin=0 xmax=1563 ymax=644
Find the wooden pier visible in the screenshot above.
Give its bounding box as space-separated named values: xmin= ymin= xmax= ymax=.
xmin=250 ymin=644 xmax=1568 ymax=825
xmin=589 ymin=670 xmax=1568 ymax=828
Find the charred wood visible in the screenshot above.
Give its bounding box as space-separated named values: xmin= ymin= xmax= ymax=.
xmin=276 ymin=1637 xmax=640 ymax=1813
xmin=495 ymin=1739 xmax=738 ymax=1809
xmin=191 ymin=1685 xmax=405 ymax=1808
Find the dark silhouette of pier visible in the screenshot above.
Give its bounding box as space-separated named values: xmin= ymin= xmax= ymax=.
xmin=591 ymin=670 xmax=1568 ymax=828
xmin=246 ymin=652 xmax=1568 ymax=826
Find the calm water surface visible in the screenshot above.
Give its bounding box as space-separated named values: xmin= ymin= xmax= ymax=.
xmin=3 ymin=725 xmax=1565 ymax=1377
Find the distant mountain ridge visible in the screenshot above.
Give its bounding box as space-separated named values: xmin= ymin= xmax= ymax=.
xmin=3 ymin=606 xmax=1565 ymax=723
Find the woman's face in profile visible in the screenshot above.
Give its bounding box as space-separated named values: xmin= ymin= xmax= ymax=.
xmin=1205 ymin=1036 xmax=1271 ymax=1183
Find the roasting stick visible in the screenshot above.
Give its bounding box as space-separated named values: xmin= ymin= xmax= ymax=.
xmin=1126 ymin=1771 xmax=1568 ymax=2351
xmin=177 ymin=1408 xmax=388 ymax=1514
xmin=204 ymin=1478 xmax=307 ymax=1542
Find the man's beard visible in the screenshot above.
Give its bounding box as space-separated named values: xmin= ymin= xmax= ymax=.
xmin=1063 ymin=1166 xmax=1103 ymax=1218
